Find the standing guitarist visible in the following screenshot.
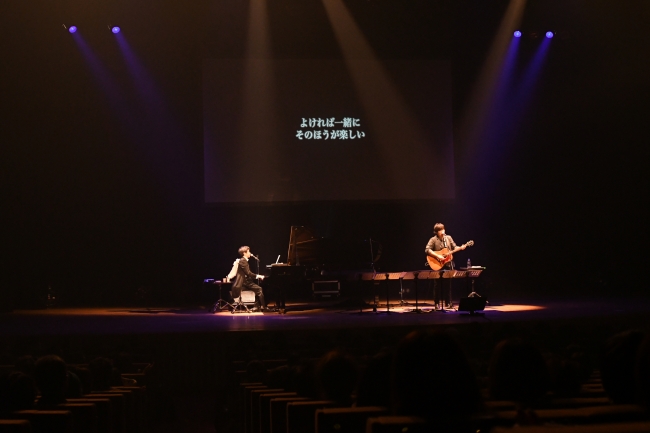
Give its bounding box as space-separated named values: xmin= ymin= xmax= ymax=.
xmin=425 ymin=223 xmax=466 ymax=308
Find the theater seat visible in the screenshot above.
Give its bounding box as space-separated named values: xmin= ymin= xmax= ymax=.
xmin=269 ymin=396 xmax=310 ymax=433
xmin=286 ymin=401 xmax=337 ymax=433
xmin=0 ymin=419 xmax=32 ymax=433
xmin=365 ymin=415 xmax=428 ymax=433
xmin=491 ymin=421 xmax=650 ymax=433
xmin=53 ymin=404 xmax=97 ymax=433
xmin=495 ymin=404 xmax=648 ymax=425
xmin=67 ymin=398 xmax=112 ymax=433
xmin=315 ymin=406 xmax=388 ymax=433
xmin=8 ymin=410 xmax=73 ymax=433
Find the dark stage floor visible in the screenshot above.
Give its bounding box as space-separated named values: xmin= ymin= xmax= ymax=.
xmin=2 ymin=296 xmax=650 ymax=337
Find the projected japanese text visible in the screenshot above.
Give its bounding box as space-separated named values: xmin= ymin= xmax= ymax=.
xmin=296 ymin=117 xmax=366 ymax=140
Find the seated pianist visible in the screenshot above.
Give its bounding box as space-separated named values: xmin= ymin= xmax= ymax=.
xmin=226 ymin=246 xmax=268 ymax=312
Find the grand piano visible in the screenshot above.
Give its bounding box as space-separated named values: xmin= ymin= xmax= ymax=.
xmin=264 ymin=226 xmax=318 ymax=310
xmin=265 ymin=226 xmax=381 ymax=310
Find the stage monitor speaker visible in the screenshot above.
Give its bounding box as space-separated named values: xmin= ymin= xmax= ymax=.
xmin=458 ymin=297 xmax=487 ymax=315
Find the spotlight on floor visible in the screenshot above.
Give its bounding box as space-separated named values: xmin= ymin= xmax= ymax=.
xmin=545 ymin=31 xmax=554 ymax=39
xmin=514 ymin=30 xmax=522 ymax=38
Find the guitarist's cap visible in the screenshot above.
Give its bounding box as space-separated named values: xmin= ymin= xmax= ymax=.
xmin=433 ymin=223 xmax=445 ymax=234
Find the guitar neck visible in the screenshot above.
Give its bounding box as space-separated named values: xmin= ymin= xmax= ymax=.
xmin=447 ymin=243 xmax=469 ymax=255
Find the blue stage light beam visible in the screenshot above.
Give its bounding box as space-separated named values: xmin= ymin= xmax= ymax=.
xmin=111 ymin=26 xmax=196 ymax=219
xmin=455 ymin=0 xmax=527 ymax=209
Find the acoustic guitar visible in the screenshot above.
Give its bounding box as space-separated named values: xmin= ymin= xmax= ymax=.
xmin=426 ymin=240 xmax=474 ymax=271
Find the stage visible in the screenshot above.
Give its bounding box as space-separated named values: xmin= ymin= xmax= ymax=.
xmin=2 ymin=296 xmax=649 ymax=337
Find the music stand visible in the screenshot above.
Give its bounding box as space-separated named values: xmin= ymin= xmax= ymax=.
xmin=443 ymin=270 xmax=468 ymax=311
xmin=404 ymin=271 xmax=430 ymax=314
xmin=461 ymin=267 xmax=486 ymax=297
xmin=425 ymin=270 xmax=442 ymax=310
xmin=398 ymin=272 xmax=411 ymax=307
xmin=344 ymin=272 xmax=376 ymax=314
xmin=439 ymin=270 xmax=457 ymax=311
xmin=372 ymin=273 xmax=387 ymax=313
xmin=372 ymin=273 xmax=401 ymax=314
xmin=424 ymin=270 xmax=447 ymax=312
xmin=387 ymin=272 xmax=404 ymax=312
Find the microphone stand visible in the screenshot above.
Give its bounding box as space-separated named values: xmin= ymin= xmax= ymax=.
xmin=432 ymin=235 xmax=450 ymax=313
xmin=250 ymin=255 xmax=261 ymax=281
xmin=251 ymin=255 xmax=262 ymax=311
xmin=442 ymin=235 xmax=455 ymax=311
xmin=253 ymin=254 xmax=273 ymax=312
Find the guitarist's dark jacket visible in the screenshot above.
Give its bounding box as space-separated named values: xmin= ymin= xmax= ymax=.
xmin=425 ymin=235 xmax=457 ymax=256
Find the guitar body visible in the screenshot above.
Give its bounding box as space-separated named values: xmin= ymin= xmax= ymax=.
xmin=426 ymin=240 xmax=474 ymax=271
xmin=427 ymin=248 xmax=452 ymax=271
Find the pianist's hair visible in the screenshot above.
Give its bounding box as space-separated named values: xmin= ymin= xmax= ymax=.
xmin=238 ymin=246 xmax=250 ymax=256
xmin=433 ymin=223 xmax=445 ymax=234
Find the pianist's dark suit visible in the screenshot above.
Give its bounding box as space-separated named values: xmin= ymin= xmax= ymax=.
xmin=232 ymin=257 xmax=266 ymax=307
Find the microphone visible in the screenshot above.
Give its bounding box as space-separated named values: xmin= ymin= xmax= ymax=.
xmin=250 ymin=254 xmax=260 ymax=261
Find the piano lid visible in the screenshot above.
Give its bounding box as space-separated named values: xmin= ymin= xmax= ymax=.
xmin=287 ymin=226 xmax=324 ymax=266
xmin=285 ymin=225 xmax=382 ymax=271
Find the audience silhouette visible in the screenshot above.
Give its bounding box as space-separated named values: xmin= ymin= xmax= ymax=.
xmin=0 ymin=372 xmax=36 ymax=414
xmin=355 ymin=349 xmax=393 ymax=408
xmin=392 ymin=330 xmax=481 ymax=431
xmin=2 ymin=322 xmax=650 ymax=431
xmin=600 ymin=330 xmax=646 ymax=404
xmin=34 ymin=354 xmax=68 ymax=406
xmin=315 ymin=350 xmax=358 ymax=405
xmin=636 ymin=335 xmax=650 ymax=410
xmin=488 ymin=338 xmax=550 ymax=408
